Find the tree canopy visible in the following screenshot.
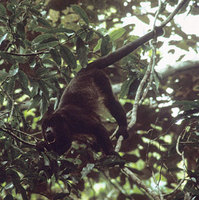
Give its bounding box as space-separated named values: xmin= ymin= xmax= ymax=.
xmin=0 ymin=0 xmax=199 ymax=199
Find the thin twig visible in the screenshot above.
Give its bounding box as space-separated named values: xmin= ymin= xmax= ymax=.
xmin=159 ymin=0 xmax=189 ymax=28
xmin=128 ymin=0 xmax=191 ymax=129
xmin=3 ymin=51 xmax=49 ymax=56
xmin=5 ymin=127 xmax=41 ymax=141
xmin=0 ymin=127 xmax=36 ymax=147
xmin=0 ymin=85 xmax=14 ymax=119
xmin=102 ymin=171 xmax=133 ymax=200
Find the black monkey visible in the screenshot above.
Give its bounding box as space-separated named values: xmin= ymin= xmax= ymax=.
xmin=37 ymin=27 xmax=164 ymax=155
xmin=37 ymin=67 xmax=128 ymax=155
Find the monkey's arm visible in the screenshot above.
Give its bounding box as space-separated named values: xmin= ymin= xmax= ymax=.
xmin=36 ymin=140 xmax=52 ymax=152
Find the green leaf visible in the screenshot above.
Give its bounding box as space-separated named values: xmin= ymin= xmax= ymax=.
xmin=40 ymin=96 xmax=48 ymax=117
xmin=120 ymin=78 xmax=135 ymax=98
xmin=18 ymin=70 xmax=31 ymax=96
xmin=30 ymin=81 xmax=39 ymax=97
xmin=72 ymin=5 xmax=89 ymax=25
xmin=35 ymin=41 xmax=59 ymax=50
xmin=36 ymin=67 xmax=49 ymax=77
xmin=50 ymin=48 xmax=61 ymax=65
xmin=39 ymin=80 xmax=49 ymax=100
xmin=29 ymin=8 xmax=41 ymax=16
xmin=29 ymin=94 xmax=41 ymax=109
xmin=0 ymin=52 xmax=16 ymax=64
xmin=4 ymin=76 xmax=15 ymax=96
xmin=109 ymin=28 xmax=126 ymax=41
xmin=0 ymin=92 xmax=4 ymax=105
xmin=93 ymin=38 xmax=102 ymax=52
xmin=101 ymin=35 xmax=112 ymax=56
xmin=50 ymin=27 xmax=75 ymax=34
xmin=0 ymin=70 xmax=8 ymax=82
xmin=0 ymin=3 xmax=6 ymax=16
xmin=37 ymin=17 xmax=51 ymax=28
xmin=86 ymin=30 xmax=94 ymax=42
xmin=12 ymin=55 xmax=26 ymax=64
xmin=18 ymin=70 xmax=28 ymax=86
xmin=76 ymin=37 xmax=88 ymax=68
xmin=60 ymin=45 xmax=77 ymax=68
xmin=34 ymin=27 xmax=75 ymax=34
xmin=32 ymin=33 xmax=55 ymax=44
xmin=16 ymin=22 xmax=25 ymax=39
xmin=6 ymin=3 xmax=15 ymax=14
xmin=9 ymin=66 xmax=19 ymax=77
xmin=0 ymin=33 xmax=8 ymax=45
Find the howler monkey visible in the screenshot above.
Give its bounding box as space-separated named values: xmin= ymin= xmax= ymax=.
xmin=38 ymin=67 xmax=128 ymax=155
xmin=37 ymin=27 xmax=164 ymax=156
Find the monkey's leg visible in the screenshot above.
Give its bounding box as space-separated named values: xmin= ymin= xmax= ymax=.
xmin=93 ymin=70 xmax=128 ymax=139
xmin=65 ymin=107 xmax=116 ymax=155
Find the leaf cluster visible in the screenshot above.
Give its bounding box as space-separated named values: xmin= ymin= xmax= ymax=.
xmin=0 ymin=0 xmax=199 ymax=200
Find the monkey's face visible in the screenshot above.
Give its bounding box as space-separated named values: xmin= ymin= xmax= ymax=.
xmin=42 ymin=113 xmax=72 ymax=155
xmin=45 ymin=127 xmax=56 ymax=144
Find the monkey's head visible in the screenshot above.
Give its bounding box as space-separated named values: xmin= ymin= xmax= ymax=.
xmin=41 ymin=112 xmax=72 ymax=155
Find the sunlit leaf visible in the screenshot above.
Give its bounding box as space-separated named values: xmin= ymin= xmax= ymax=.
xmin=81 ymin=163 xmax=94 ymax=178
xmin=0 ymin=33 xmax=8 ymax=45
xmin=109 ymin=28 xmax=126 ymax=41
xmin=72 ymin=5 xmax=89 ymax=25
xmin=93 ymin=38 xmax=102 ymax=52
xmin=9 ymin=67 xmax=19 ymax=77
xmin=60 ymin=45 xmax=77 ymax=68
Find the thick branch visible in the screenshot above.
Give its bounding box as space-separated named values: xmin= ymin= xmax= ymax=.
xmin=157 ymin=60 xmax=199 ymax=79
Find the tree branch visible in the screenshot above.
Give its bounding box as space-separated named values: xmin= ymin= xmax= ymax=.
xmin=157 ymin=60 xmax=199 ymax=79
xmin=0 ymin=127 xmax=36 ymax=147
xmin=122 ymin=167 xmax=163 ymax=200
xmin=88 ymin=0 xmax=190 ymax=70
xmin=1 ymin=51 xmax=49 ymax=56
xmin=128 ymin=0 xmax=190 ymax=129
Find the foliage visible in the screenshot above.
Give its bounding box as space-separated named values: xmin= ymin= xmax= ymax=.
xmin=0 ymin=0 xmax=199 ymax=199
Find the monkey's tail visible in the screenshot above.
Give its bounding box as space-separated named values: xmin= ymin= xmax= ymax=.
xmin=87 ymin=27 xmax=163 ymax=70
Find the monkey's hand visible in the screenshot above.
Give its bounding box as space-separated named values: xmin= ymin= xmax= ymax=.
xmin=115 ymin=126 xmax=129 ymax=139
xmin=36 ymin=141 xmax=50 ymax=152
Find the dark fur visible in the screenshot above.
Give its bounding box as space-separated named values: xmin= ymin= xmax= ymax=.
xmin=37 ymin=67 xmax=128 ymax=155
xmin=36 ymin=27 xmax=165 ymax=155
